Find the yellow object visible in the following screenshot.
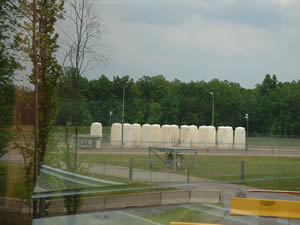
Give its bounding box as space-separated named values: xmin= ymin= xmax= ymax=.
xmin=231 ymin=197 xmax=300 ymax=219
xmin=184 ymin=169 xmax=188 ymax=173
xmin=170 ymin=223 xmax=223 ymax=225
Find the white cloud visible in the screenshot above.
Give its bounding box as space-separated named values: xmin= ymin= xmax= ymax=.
xmin=90 ymin=0 xmax=300 ymax=87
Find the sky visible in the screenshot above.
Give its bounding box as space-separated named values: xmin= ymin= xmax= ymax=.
xmin=84 ymin=0 xmax=300 ymax=88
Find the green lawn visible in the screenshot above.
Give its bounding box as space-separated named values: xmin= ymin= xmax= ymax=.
xmin=248 ymin=136 xmax=300 ymax=146
xmin=131 ymin=203 xmax=223 ymax=225
xmin=146 ymin=206 xmax=204 ymax=224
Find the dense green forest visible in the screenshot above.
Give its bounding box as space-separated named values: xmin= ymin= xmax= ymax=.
xmin=53 ymin=69 xmax=300 ymax=137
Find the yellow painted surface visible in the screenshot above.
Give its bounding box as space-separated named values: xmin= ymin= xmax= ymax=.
xmin=231 ymin=197 xmax=300 ymax=219
xmin=170 ymin=223 xmax=223 ymax=225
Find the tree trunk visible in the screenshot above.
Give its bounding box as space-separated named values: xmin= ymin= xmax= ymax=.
xmin=32 ymin=0 xmax=39 ymax=218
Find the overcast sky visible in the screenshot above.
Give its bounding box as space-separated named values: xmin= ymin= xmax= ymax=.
xmin=87 ymin=0 xmax=300 ymax=88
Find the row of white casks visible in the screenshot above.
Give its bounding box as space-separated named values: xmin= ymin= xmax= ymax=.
xmin=216 ymin=126 xmax=246 ymax=149
xmin=180 ymin=125 xmax=216 ymax=148
xmin=111 ymin=123 xmax=180 ymax=147
xmin=110 ymin=123 xmax=245 ymax=149
xmin=111 ymin=123 xmax=142 ymax=146
xmin=180 ymin=126 xmax=245 ymax=149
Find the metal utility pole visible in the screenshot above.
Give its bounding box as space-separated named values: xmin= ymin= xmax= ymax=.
xmin=245 ymin=113 xmax=249 ymax=152
xmin=121 ymin=86 xmax=125 ymax=147
xmin=109 ymin=111 xmax=113 ymax=127
xmin=210 ymin=92 xmax=215 ymax=126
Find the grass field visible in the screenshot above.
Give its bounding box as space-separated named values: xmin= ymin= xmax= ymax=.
xmin=73 ymin=153 xmax=300 ymax=191
xmin=144 ymin=205 xmax=205 ymax=224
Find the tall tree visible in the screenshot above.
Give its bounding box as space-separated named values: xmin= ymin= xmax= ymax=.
xmin=58 ymin=0 xmax=103 ymax=214
xmin=0 ymin=0 xmax=19 ymax=156
xmin=60 ymin=0 xmax=103 ymax=170
xmin=18 ymin=0 xmax=64 ymax=217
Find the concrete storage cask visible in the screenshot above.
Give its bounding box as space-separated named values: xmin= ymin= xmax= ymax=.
xmin=141 ymin=124 xmax=152 ymax=147
xmin=162 ymin=125 xmax=171 ymax=147
xmin=226 ymin=126 xmax=233 ymax=149
xmin=180 ymin=125 xmax=191 ymax=148
xmin=217 ymin=126 xmax=226 ymax=149
xmin=151 ymin=124 xmax=161 ymax=147
xmin=123 ymin=123 xmax=133 ymax=147
xmin=111 ymin=123 xmax=121 ymax=146
xmin=198 ymin=126 xmax=209 ymax=149
xmin=90 ymin=122 xmax=102 ymax=136
xmin=90 ymin=122 xmax=102 ymax=148
xmin=132 ymin=123 xmax=141 ymax=147
xmin=207 ymin=126 xmax=216 ymax=148
xmin=217 ymin=126 xmax=233 ymax=149
xmin=234 ymin=127 xmax=246 ymax=150
xmin=190 ymin=125 xmax=199 ymax=147
xmin=170 ymin=125 xmax=179 ymax=146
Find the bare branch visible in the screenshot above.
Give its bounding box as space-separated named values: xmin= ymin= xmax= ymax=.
xmin=59 ymin=0 xmax=103 ymax=75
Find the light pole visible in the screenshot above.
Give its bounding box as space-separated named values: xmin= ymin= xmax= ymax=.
xmin=210 ymin=92 xmax=214 ymax=126
xmin=245 ymin=113 xmax=249 ymax=152
xmin=109 ymin=111 xmax=113 ymax=127
xmin=121 ymin=86 xmax=125 ymax=147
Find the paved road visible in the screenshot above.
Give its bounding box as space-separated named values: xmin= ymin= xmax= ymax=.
xmin=87 ymin=163 xmax=203 ymax=183
xmin=85 ymin=162 xmax=300 ymax=225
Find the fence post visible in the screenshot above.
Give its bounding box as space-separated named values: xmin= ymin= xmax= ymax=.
xmin=129 ymin=157 xmax=133 ymax=183
xmin=241 ymin=160 xmax=244 ymax=181
xmin=148 ymin=147 xmax=151 ymax=169
xmin=194 ymin=150 xmax=198 ymax=169
xmin=186 ymin=168 xmax=190 ymax=183
xmin=173 ymin=150 xmax=177 ymax=172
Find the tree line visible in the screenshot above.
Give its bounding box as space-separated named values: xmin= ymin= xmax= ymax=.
xmin=55 ymin=69 xmax=300 ymax=137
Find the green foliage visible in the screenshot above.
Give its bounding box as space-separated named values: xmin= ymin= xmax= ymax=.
xmin=19 ymin=0 xmax=64 ymax=167
xmin=56 ymin=67 xmax=92 ymax=126
xmin=0 ymin=0 xmax=19 ymax=156
xmin=148 ymin=102 xmax=162 ymax=124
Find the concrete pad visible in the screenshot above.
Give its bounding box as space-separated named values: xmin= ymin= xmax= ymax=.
xmin=161 ymin=190 xmax=189 ymax=205
xmin=190 ymin=189 xmax=220 ymax=203
xmin=80 ymin=196 xmax=105 ymax=212
xmin=104 ymin=192 xmax=161 ymax=209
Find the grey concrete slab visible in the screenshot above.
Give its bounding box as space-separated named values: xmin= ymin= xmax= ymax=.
xmin=190 ymin=189 xmax=220 ymax=204
xmin=104 ymin=192 xmax=161 ymax=209
xmin=161 ymin=190 xmax=189 ymax=205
